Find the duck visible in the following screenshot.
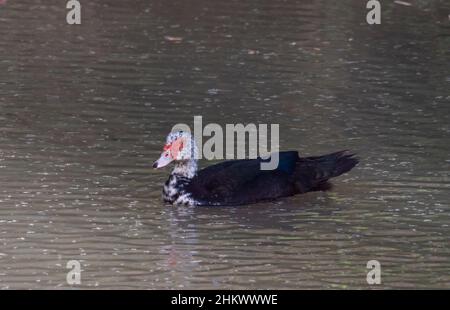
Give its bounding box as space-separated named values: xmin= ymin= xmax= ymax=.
xmin=153 ymin=131 xmax=358 ymax=206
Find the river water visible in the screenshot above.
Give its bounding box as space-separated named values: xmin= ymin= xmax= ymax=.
xmin=0 ymin=0 xmax=449 ymax=289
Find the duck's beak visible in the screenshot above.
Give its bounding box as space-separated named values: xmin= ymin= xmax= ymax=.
xmin=153 ymin=150 xmax=173 ymax=169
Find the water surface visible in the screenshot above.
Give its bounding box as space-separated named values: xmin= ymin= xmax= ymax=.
xmin=0 ymin=0 xmax=449 ymax=289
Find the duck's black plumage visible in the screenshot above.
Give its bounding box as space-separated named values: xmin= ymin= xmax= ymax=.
xmin=154 ymin=131 xmax=358 ymax=206
xmin=183 ymin=150 xmax=358 ymax=206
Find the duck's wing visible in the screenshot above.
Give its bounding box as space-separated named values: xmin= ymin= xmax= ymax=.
xmin=186 ymin=152 xmax=299 ymax=205
xmin=198 ymin=151 xmax=299 ymax=176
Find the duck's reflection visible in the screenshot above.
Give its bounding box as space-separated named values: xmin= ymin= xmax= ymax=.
xmin=156 ymin=192 xmax=348 ymax=288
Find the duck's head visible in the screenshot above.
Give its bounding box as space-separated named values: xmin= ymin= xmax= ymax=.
xmin=153 ymin=131 xmax=198 ymax=169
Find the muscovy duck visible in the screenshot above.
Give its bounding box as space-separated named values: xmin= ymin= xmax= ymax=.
xmin=153 ymin=131 xmax=358 ymax=206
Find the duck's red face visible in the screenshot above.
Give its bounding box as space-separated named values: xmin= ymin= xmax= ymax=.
xmin=152 ymin=137 xmax=185 ymax=169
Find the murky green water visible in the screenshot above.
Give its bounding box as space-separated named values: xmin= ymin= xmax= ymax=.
xmin=0 ymin=0 xmax=449 ymax=289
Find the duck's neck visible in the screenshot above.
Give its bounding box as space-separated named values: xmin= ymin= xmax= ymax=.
xmin=171 ymin=159 xmax=197 ymax=179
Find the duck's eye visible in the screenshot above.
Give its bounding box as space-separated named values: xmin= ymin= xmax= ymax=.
xmin=165 ymin=153 xmax=169 ymax=157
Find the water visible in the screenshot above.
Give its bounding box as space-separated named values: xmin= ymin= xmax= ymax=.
xmin=0 ymin=0 xmax=449 ymax=289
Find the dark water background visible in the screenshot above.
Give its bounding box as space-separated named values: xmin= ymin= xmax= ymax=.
xmin=0 ymin=0 xmax=449 ymax=288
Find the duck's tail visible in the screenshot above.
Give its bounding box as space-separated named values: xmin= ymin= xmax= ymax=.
xmin=294 ymin=151 xmax=359 ymax=193
xmin=311 ymin=150 xmax=359 ymax=178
